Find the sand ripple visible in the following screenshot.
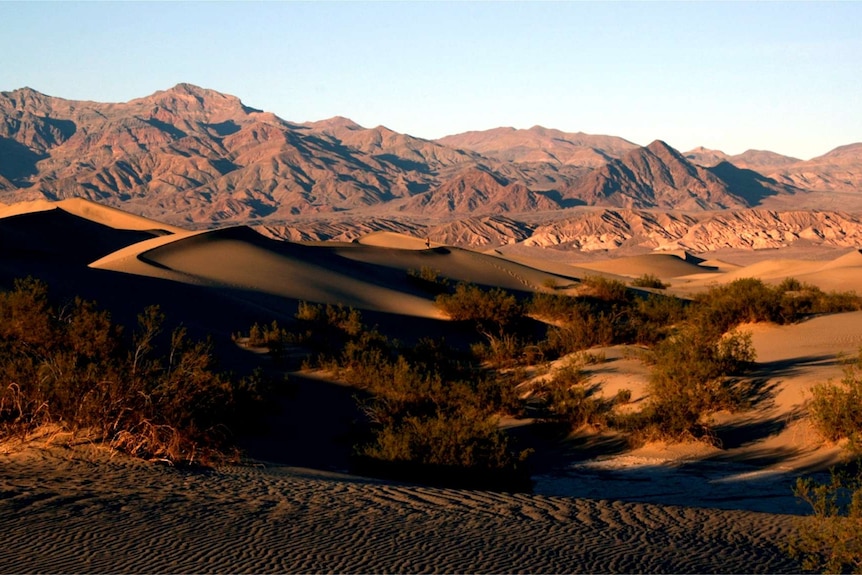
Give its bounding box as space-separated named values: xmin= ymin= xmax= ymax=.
xmin=0 ymin=446 xmax=800 ymax=573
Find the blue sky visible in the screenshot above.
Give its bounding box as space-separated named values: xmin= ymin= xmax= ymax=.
xmin=1 ymin=1 xmax=859 ymax=159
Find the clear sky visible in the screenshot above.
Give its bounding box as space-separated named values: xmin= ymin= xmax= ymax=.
xmin=1 ymin=1 xmax=859 ymax=160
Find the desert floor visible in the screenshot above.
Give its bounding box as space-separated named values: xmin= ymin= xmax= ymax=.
xmin=3 ymin=200 xmax=862 ymax=573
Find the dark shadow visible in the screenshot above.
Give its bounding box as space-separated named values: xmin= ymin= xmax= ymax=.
xmin=0 ymin=207 xmax=159 ymax=264
xmin=406 ymin=181 xmax=430 ymax=195
xmin=350 ymin=455 xmax=533 ymax=493
xmin=43 ymin=117 xmax=77 ymax=141
xmin=144 ymin=117 xmax=187 ymax=140
xmin=374 ymin=153 xmax=431 ymax=174
xmin=241 ymin=103 xmax=263 ymax=114
xmin=537 ymin=189 xmax=585 ymax=208
xmin=0 ymin=136 xmax=46 ymax=183
xmin=210 ymin=158 xmax=238 ymax=176
xmin=750 ymin=354 xmax=842 ymax=379
xmin=707 ymin=161 xmax=780 ymax=206
xmin=714 ymin=406 xmax=806 ymax=450
xmin=206 ymin=120 xmax=241 ymax=137
xmin=511 ymin=425 xmax=631 ymax=476
xmin=238 ymin=371 xmax=365 ymax=472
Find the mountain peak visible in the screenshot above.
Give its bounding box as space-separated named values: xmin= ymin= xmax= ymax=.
xmin=645 ymin=139 xmax=675 ymax=153
xmin=168 ymin=82 xmax=208 ymax=95
xmin=642 ymin=140 xmax=690 ymax=164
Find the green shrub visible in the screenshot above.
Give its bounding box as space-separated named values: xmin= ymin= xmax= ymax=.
xmin=809 ymin=350 xmax=862 ymax=453
xmin=631 ymin=274 xmax=669 ymax=289
xmin=581 ymin=275 xmax=630 ymax=303
xmin=530 ymin=362 xmax=614 ymax=431
xmin=408 ymin=267 xmax=450 ymax=294
xmin=0 ymin=278 xmax=270 ymax=465
xmin=789 ymin=462 xmax=862 ymax=574
xmin=632 ymin=326 xmax=756 ymax=442
xmin=436 ymin=283 xmax=523 ymax=330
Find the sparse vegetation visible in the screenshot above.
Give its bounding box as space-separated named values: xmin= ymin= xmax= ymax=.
xmin=408 ymin=266 xmax=450 ymax=294
xmin=0 ymin=277 xmax=272 ymax=465
xmin=238 ymin=275 xmax=858 ymax=472
xmin=631 ymin=273 xmax=669 ymax=290
xmin=580 ymin=275 xmax=630 ymax=303
xmin=629 ymin=327 xmax=756 ymax=443
xmin=528 ymin=360 xmax=616 ymax=431
xmin=809 ymin=349 xmax=862 ymax=453
xmin=789 ymin=461 xmax=862 ymax=574
xmin=435 ymin=282 xmax=523 ymax=332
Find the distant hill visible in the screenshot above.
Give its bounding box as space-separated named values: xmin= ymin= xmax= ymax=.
xmin=1 ymin=84 xmax=861 ymax=253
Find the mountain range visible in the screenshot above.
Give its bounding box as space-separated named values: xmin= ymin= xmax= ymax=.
xmin=1 ymin=83 xmax=861 ymax=253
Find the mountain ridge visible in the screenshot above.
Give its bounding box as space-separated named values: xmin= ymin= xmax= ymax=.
xmin=1 ymin=84 xmax=860 ymax=254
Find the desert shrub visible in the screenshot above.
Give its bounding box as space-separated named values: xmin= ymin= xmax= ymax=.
xmin=355 ymin=403 xmax=530 ymax=490
xmin=316 ymin=322 xmax=528 ymax=488
xmin=349 ymin=343 xmax=529 ymax=489
xmin=809 ymin=350 xmax=862 ymax=453
xmin=528 ymin=292 xmax=586 ymax=322
xmin=471 ymin=332 xmax=526 ymax=367
xmin=407 ymin=267 xmax=450 ymax=294
xmin=631 ymin=326 xmax=756 ymax=442
xmin=581 ymin=275 xmax=630 ymax=303
xmin=631 ymin=274 xmax=669 ymax=290
xmin=542 ymin=311 xmax=615 ymax=357
xmin=789 ymin=462 xmax=862 ymax=574
xmin=239 ymin=320 xmax=288 ymax=348
xmin=630 ymin=293 xmax=688 ymax=346
xmin=0 ymin=278 xmax=270 ymax=465
xmin=279 ymin=302 xmax=369 ymax=363
xmin=776 ymin=280 xmax=862 ymax=321
xmin=529 ymin=362 xmax=615 ymax=431
xmin=692 ymin=278 xmax=862 ymax=333
xmin=692 ymin=278 xmax=780 ymax=333
xmin=542 ymin=277 xmax=560 ymax=290
xmin=436 ymin=283 xmax=523 ymax=331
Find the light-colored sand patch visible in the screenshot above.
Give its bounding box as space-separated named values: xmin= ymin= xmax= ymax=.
xmin=0 ymin=198 xmax=186 ymax=233
xmin=334 ymin=244 xmax=569 ymax=293
xmin=355 ymin=230 xmax=435 ymax=250
xmin=576 ymin=253 xmax=719 ymax=279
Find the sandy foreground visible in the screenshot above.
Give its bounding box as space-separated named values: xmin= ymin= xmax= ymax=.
xmin=1 ymin=439 xmax=799 ymax=574
xmin=3 ymin=200 xmax=862 ymax=572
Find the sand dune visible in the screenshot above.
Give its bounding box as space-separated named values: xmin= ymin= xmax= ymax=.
xmin=355 ymin=230 xmax=434 ymax=250
xmin=575 ymin=252 xmax=719 ymax=279
xmin=5 ymin=198 xmax=862 ymax=573
xmin=92 ymin=225 xmax=574 ymax=318
xmin=0 ymin=197 xmax=185 ymax=234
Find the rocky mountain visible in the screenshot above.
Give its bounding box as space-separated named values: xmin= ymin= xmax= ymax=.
xmin=437 ymin=126 xmax=638 ymax=167
xmin=564 ymin=140 xmax=760 ymax=210
xmin=766 ymin=144 xmax=862 ymax=194
xmin=1 ymin=84 xmax=861 ymax=255
xmin=521 ymin=209 xmax=862 ymax=253
xmin=685 ymin=147 xmax=801 ymax=173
